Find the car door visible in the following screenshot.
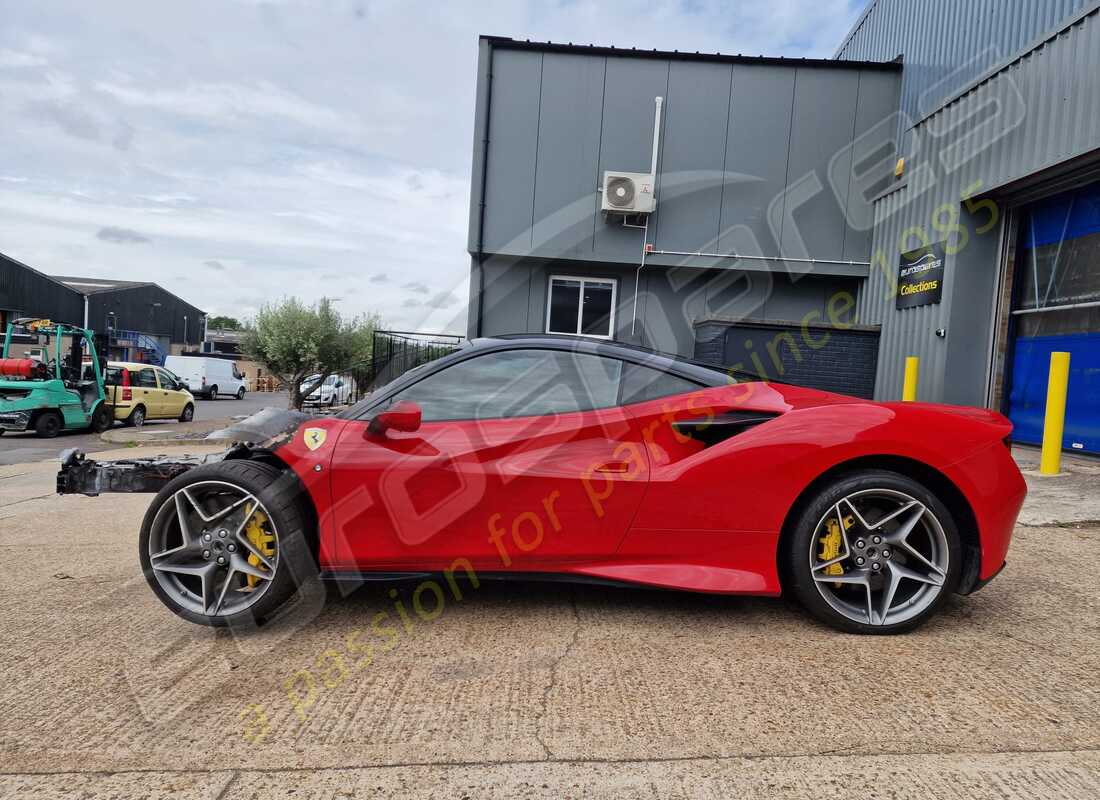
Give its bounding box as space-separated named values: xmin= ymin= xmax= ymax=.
xmin=326 ymin=348 xmax=651 ymax=572
xmin=135 ymin=367 xmax=161 ymax=417
xmin=155 ymin=368 xmax=188 ymax=418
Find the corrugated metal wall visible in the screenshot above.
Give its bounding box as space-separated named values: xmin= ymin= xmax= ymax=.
xmin=470 ymin=41 xmax=899 ymax=269
xmin=0 ymin=253 xmax=84 ymax=325
xmin=837 ymin=0 xmax=1091 ymax=128
xmin=855 ymin=4 xmax=1100 ymax=403
xmin=87 ymin=285 xmax=205 ymax=346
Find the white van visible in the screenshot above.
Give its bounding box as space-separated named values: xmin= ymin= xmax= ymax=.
xmin=164 ymin=355 xmax=247 ymax=400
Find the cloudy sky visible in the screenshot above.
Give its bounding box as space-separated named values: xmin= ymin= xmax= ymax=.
xmin=0 ymin=0 xmax=865 ymax=334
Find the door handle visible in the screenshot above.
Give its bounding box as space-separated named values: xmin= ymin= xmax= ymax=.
xmin=594 ymin=461 xmax=630 ymax=474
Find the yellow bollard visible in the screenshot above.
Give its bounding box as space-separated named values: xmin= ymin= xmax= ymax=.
xmin=902 ymin=356 xmax=919 ymax=401
xmin=1039 ymin=351 xmax=1071 ymax=475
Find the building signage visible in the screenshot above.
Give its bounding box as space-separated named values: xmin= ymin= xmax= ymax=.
xmin=896 ymin=243 xmax=945 ymax=309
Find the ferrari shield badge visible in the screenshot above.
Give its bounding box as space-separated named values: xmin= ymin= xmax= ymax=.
xmin=303 ymin=427 xmax=327 ymax=451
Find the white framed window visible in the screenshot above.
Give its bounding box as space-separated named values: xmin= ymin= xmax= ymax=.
xmin=545 ymin=275 xmax=617 ymax=339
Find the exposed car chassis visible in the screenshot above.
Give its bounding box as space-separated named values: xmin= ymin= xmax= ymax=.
xmin=57 ymin=448 xmax=220 ymax=496
xmin=57 ymin=408 xmax=313 ymax=496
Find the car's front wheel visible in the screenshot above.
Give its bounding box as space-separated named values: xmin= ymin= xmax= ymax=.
xmin=138 ymin=460 xmax=318 ymax=627
xmin=178 ymin=403 xmax=194 ymax=422
xmin=786 ymin=469 xmax=962 ymax=635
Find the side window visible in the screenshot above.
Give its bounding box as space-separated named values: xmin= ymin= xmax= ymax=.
xmin=160 ymin=368 xmax=181 ymax=388
xmin=546 ymin=276 xmax=616 ymax=338
xmin=137 ymin=368 xmax=158 ymax=388
xmin=390 ymin=349 xmax=623 ymax=422
xmin=620 ymin=363 xmax=703 ymax=405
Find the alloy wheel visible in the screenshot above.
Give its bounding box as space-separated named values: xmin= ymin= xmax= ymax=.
xmin=146 ymin=480 xmax=279 ymax=617
xmin=808 ymin=488 xmax=948 ymax=627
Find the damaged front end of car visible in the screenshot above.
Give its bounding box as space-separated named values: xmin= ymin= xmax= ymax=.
xmin=56 ymin=407 xmax=315 ymax=496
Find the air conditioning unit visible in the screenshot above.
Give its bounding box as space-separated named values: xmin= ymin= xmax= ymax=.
xmin=601 ymin=171 xmax=656 ymax=215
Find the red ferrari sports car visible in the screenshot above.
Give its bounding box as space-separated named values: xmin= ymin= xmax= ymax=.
xmin=58 ymin=335 xmax=1026 ymax=634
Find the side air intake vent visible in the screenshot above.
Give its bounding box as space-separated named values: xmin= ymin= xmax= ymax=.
xmin=672 ymin=411 xmax=779 ymax=447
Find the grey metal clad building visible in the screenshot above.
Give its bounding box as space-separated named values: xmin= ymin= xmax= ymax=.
xmin=467 ymin=1 xmax=1100 ymax=453
xmin=467 ymin=37 xmax=901 ymax=397
xmin=837 ymin=0 xmax=1100 ymax=454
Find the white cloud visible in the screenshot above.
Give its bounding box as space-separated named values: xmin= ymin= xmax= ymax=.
xmin=0 ymin=48 xmax=47 ymax=68
xmin=0 ymin=0 xmax=863 ymax=333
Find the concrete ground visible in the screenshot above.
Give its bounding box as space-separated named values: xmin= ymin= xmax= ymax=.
xmin=0 ymin=391 xmax=288 ymax=465
xmin=0 ymin=444 xmax=1097 ymax=798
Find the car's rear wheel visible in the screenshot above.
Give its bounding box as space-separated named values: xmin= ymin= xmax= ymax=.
xmin=138 ymin=460 xmax=317 ymax=627
xmin=127 ymin=405 xmax=146 ymax=428
xmin=208 ymin=385 xmax=218 ymax=400
xmin=35 ymin=411 xmax=63 ymax=438
xmin=787 ymin=469 xmax=962 ymax=634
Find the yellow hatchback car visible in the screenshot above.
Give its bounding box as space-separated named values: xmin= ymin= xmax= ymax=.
xmin=104 ymin=362 xmax=196 ymax=427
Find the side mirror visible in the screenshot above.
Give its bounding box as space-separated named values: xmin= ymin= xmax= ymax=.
xmin=367 ymin=400 xmax=421 ymax=436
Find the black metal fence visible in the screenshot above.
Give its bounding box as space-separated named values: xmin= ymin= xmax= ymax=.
xmin=338 ymin=330 xmax=464 ymax=406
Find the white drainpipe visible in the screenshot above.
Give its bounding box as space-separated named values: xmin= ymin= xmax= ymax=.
xmin=650 ymin=96 xmax=663 ymax=176
xmin=631 ymin=97 xmax=663 ymax=338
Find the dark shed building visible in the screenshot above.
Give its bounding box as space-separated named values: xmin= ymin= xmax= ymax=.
xmin=0 ymin=252 xmax=84 ymax=330
xmin=53 ymin=277 xmax=205 ymax=348
xmin=0 ymin=252 xmax=205 ymax=365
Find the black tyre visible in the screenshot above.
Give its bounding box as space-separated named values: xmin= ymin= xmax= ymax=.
xmin=208 ymin=385 xmax=218 ymax=400
xmin=786 ymin=469 xmax=962 ymax=635
xmin=35 ymin=411 xmax=63 ymax=438
xmin=179 ymin=403 xmax=194 ymax=422
xmin=90 ymin=403 xmax=113 ymax=433
xmin=138 ymin=460 xmax=318 ymax=627
xmin=236 ymin=387 xmax=245 ymax=400
xmin=127 ymin=405 xmax=146 ymax=428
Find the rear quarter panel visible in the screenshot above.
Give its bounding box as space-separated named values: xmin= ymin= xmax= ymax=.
xmin=633 ymin=392 xmax=1007 ymax=534
xmin=622 ymin=385 xmax=1020 ymax=592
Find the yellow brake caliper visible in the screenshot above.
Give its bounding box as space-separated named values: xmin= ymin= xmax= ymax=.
xmin=819 ymin=514 xmax=854 ymax=579
xmin=244 ymin=505 xmax=275 ymax=590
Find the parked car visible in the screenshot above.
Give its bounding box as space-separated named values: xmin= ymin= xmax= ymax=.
xmin=164 ymin=355 xmax=247 ymax=400
xmin=58 ymin=335 xmax=1027 ymax=634
xmin=101 ymin=362 xmax=195 ymax=427
xmin=299 ymin=373 xmax=353 ymax=407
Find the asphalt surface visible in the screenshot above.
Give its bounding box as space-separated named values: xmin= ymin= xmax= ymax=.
xmin=0 ymin=392 xmax=288 ymax=465
xmin=0 ymin=445 xmax=1097 ymax=798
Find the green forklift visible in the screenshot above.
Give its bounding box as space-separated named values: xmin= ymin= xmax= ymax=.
xmin=0 ymin=318 xmax=112 ymax=438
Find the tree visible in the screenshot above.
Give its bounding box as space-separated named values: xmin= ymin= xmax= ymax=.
xmin=207 ymin=315 xmax=242 ymax=331
xmin=241 ymin=298 xmax=380 ymax=409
